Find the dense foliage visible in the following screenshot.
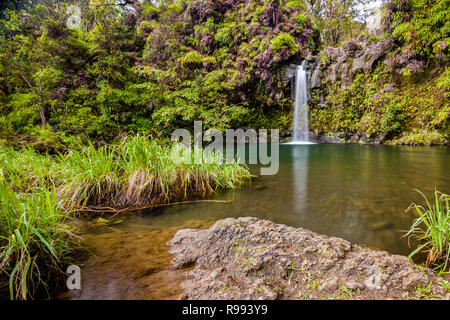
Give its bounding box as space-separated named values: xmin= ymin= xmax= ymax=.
xmin=0 ymin=0 xmax=321 ymax=147
xmin=406 ymin=190 xmax=450 ymax=273
xmin=307 ymin=0 xmax=449 ymax=145
xmin=388 ymin=0 xmax=449 ymax=62
xmin=0 ymin=0 xmax=448 ymax=147
xmin=309 ymin=64 xmax=449 ymax=145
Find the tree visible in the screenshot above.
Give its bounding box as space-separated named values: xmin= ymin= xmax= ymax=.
xmin=0 ymin=6 xmax=63 ymax=128
xmin=305 ymin=0 xmax=377 ymax=45
xmin=0 ymin=1 xmax=40 ymax=19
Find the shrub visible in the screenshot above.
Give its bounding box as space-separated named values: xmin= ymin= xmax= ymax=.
xmin=395 ymin=129 xmax=448 ymax=146
xmin=178 ymin=51 xmax=217 ymax=68
xmin=214 ymin=26 xmax=232 ymax=46
xmin=270 ymin=32 xmax=298 ymax=54
xmin=405 ymin=190 xmax=450 ymax=272
xmin=381 ymin=101 xmax=405 ymax=134
xmin=0 ymin=182 xmax=76 ymax=299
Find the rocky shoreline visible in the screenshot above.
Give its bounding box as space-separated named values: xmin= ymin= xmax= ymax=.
xmin=168 ymin=217 xmax=449 ymax=300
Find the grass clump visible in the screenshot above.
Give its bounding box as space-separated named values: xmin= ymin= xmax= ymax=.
xmin=57 ymin=142 xmax=122 ymax=208
xmin=0 ymin=147 xmax=59 ymax=193
xmin=55 ymin=135 xmax=251 ymax=209
xmin=405 ymin=190 xmax=450 ymax=271
xmin=0 ymin=135 xmax=251 ymax=299
xmin=0 ymin=135 xmax=251 ymax=211
xmin=117 ymin=136 xmax=249 ymax=206
xmin=0 ymin=181 xmax=77 ymax=300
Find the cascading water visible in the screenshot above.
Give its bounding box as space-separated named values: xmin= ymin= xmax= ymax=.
xmin=292 ymin=61 xmax=310 ymax=143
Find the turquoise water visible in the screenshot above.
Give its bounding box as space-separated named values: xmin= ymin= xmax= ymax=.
xmin=117 ymin=144 xmax=449 ymax=256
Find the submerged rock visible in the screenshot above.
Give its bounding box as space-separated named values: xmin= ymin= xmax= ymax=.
xmin=168 ymin=217 xmax=447 ymax=300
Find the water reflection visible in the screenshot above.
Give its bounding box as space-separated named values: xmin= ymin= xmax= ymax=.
xmin=291 ymin=146 xmax=308 ymax=217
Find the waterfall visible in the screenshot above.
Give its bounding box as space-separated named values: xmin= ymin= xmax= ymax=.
xmin=292 ymin=61 xmax=310 ymax=143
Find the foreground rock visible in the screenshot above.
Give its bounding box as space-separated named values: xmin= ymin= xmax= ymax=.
xmin=168 ymin=217 xmax=448 ymax=300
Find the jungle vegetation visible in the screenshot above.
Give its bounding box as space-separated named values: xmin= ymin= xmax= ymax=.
xmin=0 ymin=0 xmax=448 ymax=300
xmin=1 ymin=0 xmax=446 ymax=149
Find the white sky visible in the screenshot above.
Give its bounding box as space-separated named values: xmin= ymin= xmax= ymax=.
xmin=364 ymin=0 xmax=384 ymax=11
xmin=356 ymin=0 xmax=384 ymax=23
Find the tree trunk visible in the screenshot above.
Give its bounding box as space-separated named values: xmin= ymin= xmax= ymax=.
xmin=39 ymin=106 xmax=46 ymax=126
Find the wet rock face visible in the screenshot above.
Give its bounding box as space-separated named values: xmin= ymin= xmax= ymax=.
xmin=310 ymin=68 xmax=323 ymax=89
xmin=305 ymin=37 xmax=399 ymax=146
xmin=168 ymin=217 xmax=448 ymax=300
xmin=315 ymin=38 xmax=395 ymax=90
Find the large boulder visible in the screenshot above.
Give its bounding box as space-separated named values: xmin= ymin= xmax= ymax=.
xmin=168 ymin=217 xmax=447 ymax=300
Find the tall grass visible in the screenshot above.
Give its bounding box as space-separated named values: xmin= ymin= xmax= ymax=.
xmin=117 ymin=136 xmax=171 ymax=205
xmin=0 ymin=147 xmax=59 ymax=192
xmin=0 ymin=136 xmax=251 ymax=210
xmin=405 ymin=190 xmax=450 ymax=271
xmin=117 ymin=136 xmax=250 ymax=206
xmin=57 ymin=142 xmax=122 ymax=208
xmin=0 ymin=136 xmax=251 ymax=299
xmin=0 ymin=181 xmax=76 ymax=299
xmin=55 ymin=135 xmax=251 ymax=208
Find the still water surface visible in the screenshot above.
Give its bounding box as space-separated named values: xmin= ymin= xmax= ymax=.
xmin=63 ymin=144 xmax=450 ymax=299
xmin=118 ymin=144 xmax=450 ymax=256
